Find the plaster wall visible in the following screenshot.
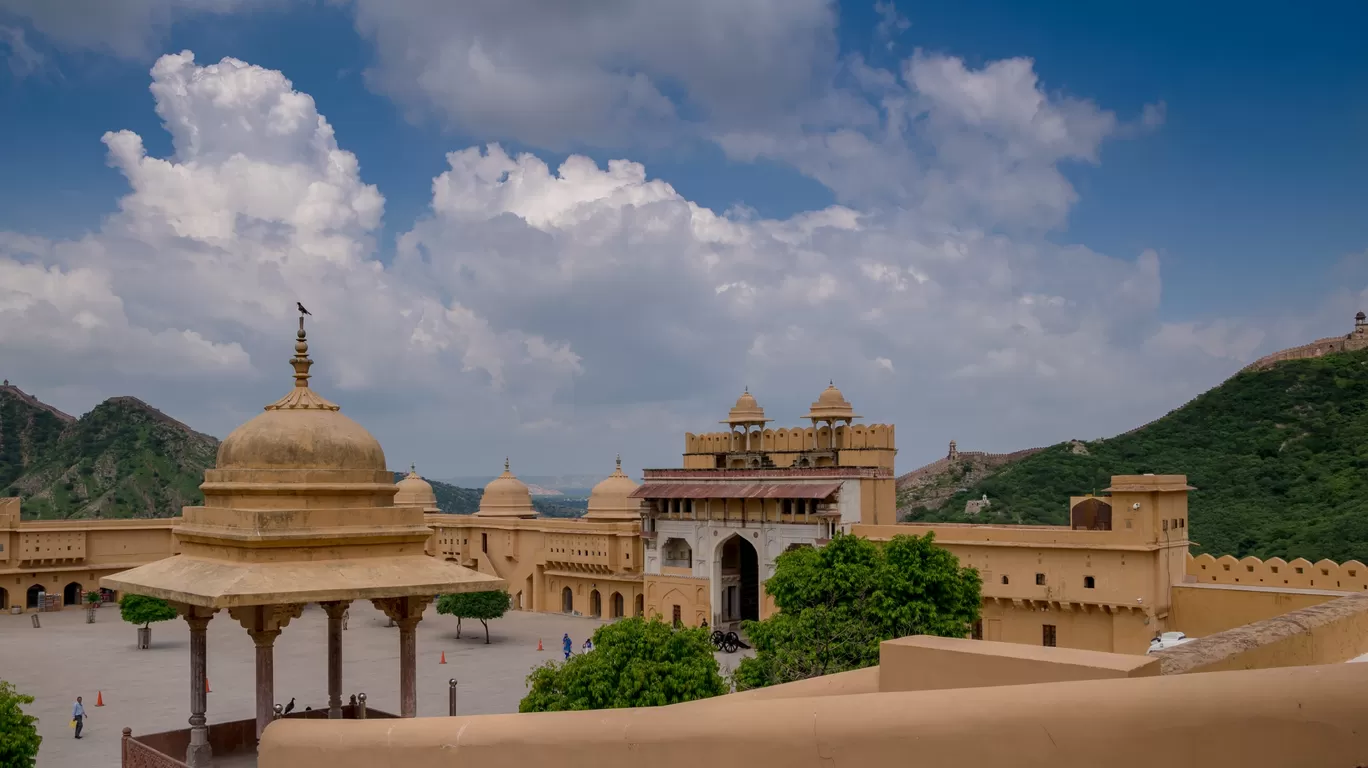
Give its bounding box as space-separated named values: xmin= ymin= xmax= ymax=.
xmin=643 ymin=572 xmax=710 ymax=626
xmin=878 ymin=635 xmax=1157 ymax=692
xmin=1169 ymin=584 xmax=1341 ymax=637
xmin=1154 ymin=593 xmax=1368 ymax=674
xmin=259 ymin=663 xmax=1368 ymax=768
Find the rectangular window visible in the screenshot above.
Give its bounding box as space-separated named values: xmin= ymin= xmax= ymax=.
xmin=481 ymin=533 xmax=488 ymax=553
xmin=1042 ymin=624 xmax=1057 ymax=647
xmin=1035 ymin=573 xmax=1046 ymax=586
xmin=1001 ymin=575 xmax=1009 ymax=585
xmin=672 ymin=605 xmax=682 ymax=628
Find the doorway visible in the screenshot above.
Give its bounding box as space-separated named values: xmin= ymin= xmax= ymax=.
xmin=717 ymin=534 xmax=760 ymax=625
xmin=611 ymin=592 xmax=624 ymax=618
xmin=64 ymin=582 xmax=84 ymax=606
xmin=561 ymin=586 xmax=574 ymax=614
xmin=590 ymin=590 xmax=602 ymax=618
xmin=26 ymin=584 xmax=46 ymax=609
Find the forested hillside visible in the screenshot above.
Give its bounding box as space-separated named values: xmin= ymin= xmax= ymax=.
xmin=907 ymin=348 xmax=1368 ymax=563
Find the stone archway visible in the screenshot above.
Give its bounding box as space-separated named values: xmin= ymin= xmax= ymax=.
xmin=0 ymin=587 xmax=7 ymax=611
xmin=634 ymin=594 xmax=644 ymax=617
xmin=590 ymin=590 xmax=602 ymax=618
xmin=1071 ymin=498 xmax=1113 ymax=531
xmin=561 ymin=586 xmax=574 ymax=614
xmin=610 ymin=592 xmax=624 ymax=618
xmin=26 ymin=584 xmax=46 ymax=609
xmin=715 ymin=534 xmax=760 ymax=626
xmin=63 ymin=581 xmax=84 ymax=606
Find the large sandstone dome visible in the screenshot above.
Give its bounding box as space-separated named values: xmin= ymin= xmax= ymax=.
xmin=585 ymin=456 xmax=641 ymax=520
xmin=476 ymin=459 xmax=536 ymax=518
xmin=217 ymin=406 xmax=387 ymax=471
xmin=200 ymin=322 xmax=395 ymax=511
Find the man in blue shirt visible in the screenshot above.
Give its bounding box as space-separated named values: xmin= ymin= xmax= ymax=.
xmin=72 ymin=696 xmax=86 ymax=739
xmin=562 ymin=633 xmax=572 ymax=660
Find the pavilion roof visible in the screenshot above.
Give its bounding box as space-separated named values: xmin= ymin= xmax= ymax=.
xmin=101 ymin=554 xmax=504 ymax=609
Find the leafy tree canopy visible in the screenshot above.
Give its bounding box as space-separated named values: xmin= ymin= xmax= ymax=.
xmin=519 ymin=616 xmax=728 ymax=712
xmin=119 ymin=593 xmax=178 ymax=628
xmin=436 ymin=590 xmax=511 ymax=643
xmin=734 ymin=532 xmax=981 ymax=690
xmin=0 ymin=679 xmax=42 ymax=768
xmin=908 ymin=348 xmax=1368 ymax=564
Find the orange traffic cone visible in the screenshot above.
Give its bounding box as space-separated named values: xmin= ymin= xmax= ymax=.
xmin=440 ymin=651 xmax=447 ymax=664
xmin=95 ymin=691 xmax=104 ymax=707
xmin=537 ymin=638 xmax=544 ymax=651
xmin=205 ymin=678 xmax=212 ymax=694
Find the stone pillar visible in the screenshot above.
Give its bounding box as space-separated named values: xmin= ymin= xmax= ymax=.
xmin=372 ymin=596 xmax=434 ymax=718
xmin=320 ymin=601 xmax=350 ymax=719
xmin=178 ymin=605 xmax=217 ymax=768
xmin=249 ymin=628 xmax=280 ymax=741
xmin=229 ymin=604 xmax=304 ymax=742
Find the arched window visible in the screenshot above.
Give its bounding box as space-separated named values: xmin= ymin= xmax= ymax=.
xmin=561 ymin=587 xmax=574 ymax=614
xmin=1083 ymin=576 xmax=1096 ymax=589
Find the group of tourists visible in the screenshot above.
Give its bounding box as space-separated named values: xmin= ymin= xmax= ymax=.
xmin=561 ymin=632 xmax=593 ymax=659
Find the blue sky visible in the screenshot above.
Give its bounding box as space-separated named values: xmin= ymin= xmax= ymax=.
xmin=1 ymin=1 xmax=1365 ymax=474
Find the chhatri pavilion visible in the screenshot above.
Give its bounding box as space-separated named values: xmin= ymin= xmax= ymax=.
xmin=103 ymin=315 xmax=503 ymax=766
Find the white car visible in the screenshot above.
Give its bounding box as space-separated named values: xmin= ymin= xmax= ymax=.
xmin=1146 ymin=631 xmax=1192 ymax=654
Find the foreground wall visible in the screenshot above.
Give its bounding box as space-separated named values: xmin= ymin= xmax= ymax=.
xmin=1170 ymin=583 xmax=1341 ymax=637
xmin=1156 ymin=592 xmax=1368 ymax=674
xmin=260 ymin=663 xmax=1368 ymax=768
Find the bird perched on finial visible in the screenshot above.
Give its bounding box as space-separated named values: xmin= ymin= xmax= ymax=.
xmin=282 ymin=697 xmax=295 ymax=715
xmin=297 ymin=302 xmax=312 ymax=316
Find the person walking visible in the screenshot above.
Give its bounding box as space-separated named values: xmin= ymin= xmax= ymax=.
xmin=562 ymin=633 xmax=573 ymax=660
xmin=581 ymin=638 xmax=594 ymax=653
xmin=72 ymin=696 xmax=86 ymax=739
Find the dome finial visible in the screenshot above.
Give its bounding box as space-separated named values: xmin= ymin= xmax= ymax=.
xmin=410 ymin=462 xmax=416 ymax=474
xmin=291 ymin=315 xmax=313 ymax=388
xmin=615 ymin=453 xmax=622 ymax=469
xmin=504 ymin=456 xmax=510 ymax=472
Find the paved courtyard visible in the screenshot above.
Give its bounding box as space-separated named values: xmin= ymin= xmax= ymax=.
xmin=2 ymin=602 xmax=620 ymax=768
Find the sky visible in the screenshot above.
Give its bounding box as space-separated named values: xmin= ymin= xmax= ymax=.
xmin=0 ymin=1 xmax=1365 ymax=480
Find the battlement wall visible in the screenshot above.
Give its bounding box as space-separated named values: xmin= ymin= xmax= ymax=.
xmin=686 ymin=423 xmax=895 ymax=454
xmin=1188 ymin=552 xmax=1368 ymax=592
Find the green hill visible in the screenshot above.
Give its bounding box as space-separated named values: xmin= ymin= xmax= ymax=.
xmin=905 ymin=347 xmax=1368 ymax=564
xmin=2 ymin=384 xmax=484 ymax=519
xmin=2 ymin=390 xmax=218 ymax=519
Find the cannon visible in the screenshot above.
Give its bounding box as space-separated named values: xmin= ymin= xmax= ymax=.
xmin=709 ymin=630 xmax=750 ymax=654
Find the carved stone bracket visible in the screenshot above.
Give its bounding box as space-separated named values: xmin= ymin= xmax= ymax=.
xmin=228 ymin=603 xmax=305 ymax=636
xmin=319 ymin=600 xmax=352 ymax=620
xmin=371 ymin=595 xmax=434 ymax=625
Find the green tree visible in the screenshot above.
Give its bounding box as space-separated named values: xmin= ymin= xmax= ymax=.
xmin=0 ymin=680 xmax=41 ymax=768
xmin=734 ymin=532 xmax=981 ymax=690
xmin=519 ymin=616 xmax=728 ymax=712
xmin=436 ymin=590 xmax=511 ymax=644
xmin=119 ymin=593 xmax=178 ymax=646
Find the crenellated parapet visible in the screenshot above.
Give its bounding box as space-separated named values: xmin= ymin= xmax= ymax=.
xmin=686 ymin=423 xmax=896 ymax=454
xmin=1189 ymin=552 xmax=1368 ymax=592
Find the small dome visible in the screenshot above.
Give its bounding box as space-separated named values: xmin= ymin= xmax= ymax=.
xmin=394 ymin=464 xmax=438 ymax=510
xmin=585 ymin=455 xmax=642 ymax=520
xmin=216 ymin=325 xmax=386 ymax=472
xmin=476 ymin=458 xmax=536 ymax=518
xmin=722 ymin=387 xmax=769 ymax=425
xmin=804 ymin=381 xmax=861 ymax=422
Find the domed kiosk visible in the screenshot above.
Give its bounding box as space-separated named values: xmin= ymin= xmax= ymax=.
xmin=103 ymin=315 xmax=503 ymax=764
xmin=476 ymin=459 xmax=537 ymax=518
xmin=584 ymin=456 xmax=643 ymax=521
xmin=394 ymin=464 xmax=440 ymax=514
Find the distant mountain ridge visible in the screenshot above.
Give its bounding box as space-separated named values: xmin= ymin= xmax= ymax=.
xmin=0 ymin=383 xmax=486 ymax=519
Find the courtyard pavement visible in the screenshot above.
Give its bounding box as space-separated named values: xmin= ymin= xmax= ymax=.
xmin=1 ymin=602 xmax=621 ymax=768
